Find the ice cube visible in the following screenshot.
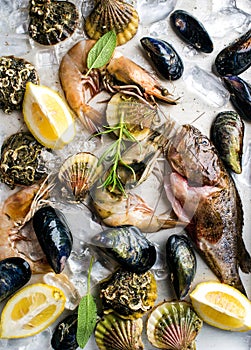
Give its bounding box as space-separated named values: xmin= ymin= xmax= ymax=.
xmin=137 ymin=0 xmax=177 ymax=25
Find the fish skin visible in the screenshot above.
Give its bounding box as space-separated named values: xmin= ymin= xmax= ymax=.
xmin=166 ymin=124 xmax=251 ymax=295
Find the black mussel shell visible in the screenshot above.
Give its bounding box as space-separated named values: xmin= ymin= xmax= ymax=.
xmin=140 ymin=37 xmax=184 ymax=80
xmin=92 ymin=225 xmax=156 ymax=273
xmin=166 ymin=234 xmax=197 ymax=299
xmin=0 ymin=257 xmax=31 ymax=303
xmin=170 ymin=9 xmax=213 ymax=53
xmin=211 ymin=111 xmax=244 ymax=174
xmin=51 ymin=313 xmax=78 ymax=350
xmin=215 ymin=29 xmax=251 ymax=76
xmin=33 ymin=206 xmax=73 ymax=274
xmin=223 ymin=75 xmax=251 ymax=121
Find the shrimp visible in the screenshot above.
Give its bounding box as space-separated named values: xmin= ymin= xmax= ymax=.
xmin=59 ymin=40 xmax=104 ymax=134
xmin=0 ymin=182 xmax=52 ymax=273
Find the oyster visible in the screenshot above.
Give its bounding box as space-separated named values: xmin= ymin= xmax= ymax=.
xmin=0 ymin=257 xmax=31 ymax=303
xmin=84 ymin=0 xmax=139 ymax=46
xmin=166 ymin=234 xmax=197 ymax=299
xmin=51 ymin=313 xmax=78 ymax=350
xmin=58 ymin=152 xmax=103 ymax=201
xmin=95 ymin=313 xmax=144 ymax=350
xmin=215 ymin=29 xmax=251 ymax=76
xmin=170 ymin=9 xmax=213 ymax=53
xmin=0 ymin=56 xmax=39 ymax=113
xmin=147 ymin=301 xmax=203 ymax=349
xmin=140 ymin=37 xmax=184 ymax=80
xmin=100 ymin=268 xmax=157 ymax=319
xmin=92 ymin=225 xmax=157 ymax=273
xmin=28 ymin=0 xmax=79 ymax=45
xmin=211 ymin=111 xmax=244 ymax=174
xmin=0 ymin=132 xmax=47 ymax=189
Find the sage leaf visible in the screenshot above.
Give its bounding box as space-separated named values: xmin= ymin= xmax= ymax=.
xmin=76 ymin=257 xmax=97 ymax=348
xmin=87 ymin=30 xmax=117 ymax=70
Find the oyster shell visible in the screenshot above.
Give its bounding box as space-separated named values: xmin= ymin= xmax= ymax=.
xmin=95 ymin=313 xmax=144 ymax=350
xmin=58 ymin=152 xmax=103 ymax=201
xmin=100 ymin=268 xmax=157 ymax=319
xmin=210 ymin=111 xmax=244 ymax=174
xmin=147 ymin=301 xmax=203 ymax=349
xmin=84 ymin=0 xmax=139 ymax=46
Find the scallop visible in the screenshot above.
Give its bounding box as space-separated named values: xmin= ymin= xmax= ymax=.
xmin=211 ymin=111 xmax=244 ymax=174
xmin=100 ymin=268 xmax=157 ymax=319
xmin=58 ymin=152 xmax=103 ymax=201
xmin=95 ymin=313 xmax=144 ymax=350
xmin=84 ymin=0 xmax=139 ymax=46
xmin=92 ymin=225 xmax=157 ymax=273
xmin=147 ymin=301 xmax=203 ymax=349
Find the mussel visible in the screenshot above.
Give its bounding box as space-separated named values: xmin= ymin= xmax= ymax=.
xmin=170 ymin=9 xmax=213 ymax=53
xmin=147 ymin=300 xmax=203 ymax=349
xmin=0 ymin=257 xmax=31 ymax=303
xmin=166 ymin=234 xmax=197 ymax=299
xmin=140 ymin=37 xmax=184 ymax=80
xmin=33 ymin=206 xmax=73 ymax=274
xmin=215 ymin=29 xmax=251 ymax=76
xmin=51 ymin=313 xmax=78 ymax=350
xmin=100 ymin=268 xmax=157 ymax=319
xmin=92 ymin=225 xmax=157 ymax=273
xmin=223 ymin=75 xmax=251 ymax=122
xmin=95 ymin=313 xmax=144 ymax=350
xmin=211 ymin=111 xmax=244 ymax=174
xmin=84 ymin=0 xmax=139 ymax=46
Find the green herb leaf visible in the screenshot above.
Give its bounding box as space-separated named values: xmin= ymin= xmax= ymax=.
xmin=77 ymin=257 xmax=97 ymax=349
xmin=87 ymin=30 xmax=117 ymax=71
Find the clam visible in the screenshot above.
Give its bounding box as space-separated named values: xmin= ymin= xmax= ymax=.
xmin=58 ymin=152 xmax=103 ymax=201
xmin=147 ymin=301 xmax=203 ymax=349
xmin=51 ymin=313 xmax=78 ymax=350
xmin=92 ymin=225 xmax=157 ymax=273
xmin=84 ymin=0 xmax=139 ymax=46
xmin=95 ymin=313 xmax=144 ymax=350
xmin=211 ymin=111 xmax=244 ymax=174
xmin=100 ymin=268 xmax=157 ymax=319
xmin=166 ymin=234 xmax=197 ymax=300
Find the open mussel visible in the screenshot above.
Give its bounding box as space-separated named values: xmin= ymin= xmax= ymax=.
xmin=92 ymin=225 xmax=156 ymax=273
xmin=95 ymin=312 xmax=144 ymax=350
xmin=211 ymin=111 xmax=244 ymax=174
xmin=33 ymin=206 xmax=73 ymax=274
xmin=58 ymin=152 xmax=103 ymax=201
xmin=223 ymin=75 xmax=251 ymax=122
xmin=0 ymin=257 xmax=31 ymax=303
xmin=170 ymin=9 xmax=213 ymax=53
xmin=166 ymin=234 xmax=197 ymax=299
xmin=84 ymin=0 xmax=139 ymax=46
xmin=140 ymin=37 xmax=184 ymax=80
xmin=51 ymin=313 xmax=78 ymax=350
xmin=215 ymin=29 xmax=251 ymax=76
xmin=147 ymin=300 xmax=203 ymax=349
xmin=100 ymin=268 xmax=157 ymax=319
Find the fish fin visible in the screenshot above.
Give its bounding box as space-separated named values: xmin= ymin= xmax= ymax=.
xmin=238 ymin=238 xmax=251 ymax=273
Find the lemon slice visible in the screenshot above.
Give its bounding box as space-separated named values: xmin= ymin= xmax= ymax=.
xmin=23 ymin=82 xmax=75 ymax=149
xmin=0 ymin=283 xmax=66 ymax=339
xmin=190 ymin=281 xmax=251 ymax=331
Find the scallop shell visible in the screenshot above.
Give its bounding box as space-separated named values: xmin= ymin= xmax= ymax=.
xmin=58 ymin=152 xmax=103 ymax=201
xmin=84 ymin=0 xmax=139 ymax=46
xmin=147 ymin=301 xmax=203 ymax=350
xmin=95 ymin=313 xmax=144 ymax=350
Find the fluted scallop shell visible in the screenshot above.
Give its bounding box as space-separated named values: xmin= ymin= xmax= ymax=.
xmin=147 ymin=301 xmax=203 ymax=350
xmin=29 ymin=0 xmax=79 ymax=45
xmin=58 ymin=152 xmax=103 ymax=201
xmin=100 ymin=268 xmax=157 ymax=319
xmin=84 ymin=0 xmax=139 ymax=46
xmin=92 ymin=225 xmax=157 ymax=273
xmin=95 ymin=313 xmax=144 ymax=350
xmin=210 ymin=111 xmax=244 ymax=174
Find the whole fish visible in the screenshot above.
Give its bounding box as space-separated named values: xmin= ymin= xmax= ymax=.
xmin=165 ymin=124 xmax=251 ymax=294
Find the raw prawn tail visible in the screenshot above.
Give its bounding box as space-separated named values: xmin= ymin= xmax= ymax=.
xmin=77 ymin=104 xmax=105 ymax=134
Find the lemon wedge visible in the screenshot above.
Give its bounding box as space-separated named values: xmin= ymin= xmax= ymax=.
xmin=190 ymin=281 xmax=251 ymax=331
xmin=0 ymin=283 xmax=66 ymax=339
xmin=23 ymin=82 xmax=75 ymax=149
